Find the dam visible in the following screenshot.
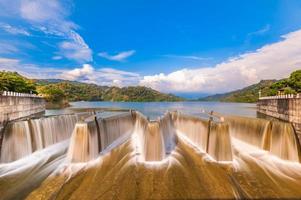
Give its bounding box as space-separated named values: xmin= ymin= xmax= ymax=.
xmin=1 ymin=108 xmax=301 ymax=199
xmin=257 ymin=94 xmax=301 ymax=144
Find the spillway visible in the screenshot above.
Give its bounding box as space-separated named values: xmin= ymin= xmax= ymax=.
xmin=1 ymin=114 xmax=78 ymax=163
xmin=1 ymin=111 xmax=301 ymax=199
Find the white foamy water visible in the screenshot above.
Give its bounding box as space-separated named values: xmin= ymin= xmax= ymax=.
xmin=1 ymin=111 xmax=301 ymax=199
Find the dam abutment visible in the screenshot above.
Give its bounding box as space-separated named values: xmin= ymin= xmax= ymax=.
xmin=257 ymin=95 xmax=301 ymax=145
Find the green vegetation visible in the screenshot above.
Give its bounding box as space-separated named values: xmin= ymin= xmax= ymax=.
xmin=0 ymin=71 xmax=36 ymax=93
xmin=36 ymin=81 xmax=183 ymax=102
xmin=268 ymin=70 xmax=301 ymax=95
xmin=200 ymin=69 xmax=301 ymax=103
xmin=199 ymin=80 xmax=276 ymax=103
xmin=0 ymin=71 xmax=183 ymax=108
xmin=102 ymin=86 xmax=182 ymax=102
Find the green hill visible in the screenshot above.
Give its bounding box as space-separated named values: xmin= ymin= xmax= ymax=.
xmin=36 ymin=81 xmax=183 ymax=102
xmin=0 ymin=71 xmax=183 ymax=107
xmin=199 ymin=69 xmax=301 ymax=103
xmin=199 ymin=80 xmax=277 ymax=103
xmin=0 ymin=71 xmax=37 ymax=94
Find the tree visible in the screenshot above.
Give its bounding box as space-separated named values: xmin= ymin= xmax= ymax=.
xmin=288 ymin=70 xmax=301 ymax=92
xmin=37 ymin=85 xmax=65 ymax=102
xmin=0 ymin=71 xmax=36 ymax=93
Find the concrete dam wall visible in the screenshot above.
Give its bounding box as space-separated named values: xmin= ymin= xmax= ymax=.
xmin=0 ymin=93 xmax=45 ymax=123
xmin=257 ymin=94 xmax=301 ymax=142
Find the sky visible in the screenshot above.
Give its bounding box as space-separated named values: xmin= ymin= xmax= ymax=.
xmin=0 ymin=0 xmax=301 ymax=98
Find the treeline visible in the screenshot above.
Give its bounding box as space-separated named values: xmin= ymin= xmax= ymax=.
xmin=0 ymin=71 xmax=36 ymax=94
xmin=0 ymin=71 xmax=183 ymax=106
xmin=268 ymin=70 xmax=301 ymax=95
xmin=199 ymin=69 xmax=301 ymax=103
xmin=37 ymin=81 xmax=183 ymax=102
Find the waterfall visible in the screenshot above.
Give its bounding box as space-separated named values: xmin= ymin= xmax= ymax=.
xmin=171 ymin=112 xmax=233 ymax=161
xmin=0 ymin=121 xmax=32 ymax=163
xmin=225 ymin=115 xmax=301 ymax=162
xmin=269 ymin=121 xmax=301 ymax=162
xmin=3 ymin=111 xmax=301 ymax=199
xmin=133 ymin=112 xmax=171 ymax=161
xmin=207 ymin=122 xmax=232 ymax=161
xmin=67 ymin=112 xmax=135 ymax=163
xmin=97 ymin=112 xmax=134 ymax=151
xmin=67 ymin=111 xmax=233 ymax=163
xmin=172 ymin=112 xmax=209 ymax=151
xmin=1 ymin=114 xmax=78 ymax=163
xmin=30 ymin=114 xmax=78 ymax=147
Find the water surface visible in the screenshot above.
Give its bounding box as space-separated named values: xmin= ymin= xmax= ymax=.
xmin=46 ymin=101 xmax=256 ymax=119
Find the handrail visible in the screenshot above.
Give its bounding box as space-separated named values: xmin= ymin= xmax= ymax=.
xmin=1 ymin=91 xmax=42 ymax=98
xmin=259 ymin=93 xmax=301 ymax=100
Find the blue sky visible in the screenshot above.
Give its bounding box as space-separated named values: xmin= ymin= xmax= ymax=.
xmin=1 ymin=0 xmax=301 ymax=97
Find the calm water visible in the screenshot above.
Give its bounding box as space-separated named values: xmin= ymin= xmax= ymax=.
xmin=46 ymin=101 xmax=257 ymax=120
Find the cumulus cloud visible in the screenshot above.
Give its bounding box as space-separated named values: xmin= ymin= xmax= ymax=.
xmin=140 ymin=29 xmax=301 ymax=94
xmin=0 ymin=57 xmax=139 ymax=87
xmin=60 ymin=64 xmax=94 ymax=81
xmin=60 ymin=64 xmax=140 ymax=86
xmin=98 ymin=50 xmax=136 ymax=61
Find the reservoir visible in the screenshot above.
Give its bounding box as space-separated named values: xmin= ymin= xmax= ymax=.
xmin=46 ymin=101 xmax=257 ymax=119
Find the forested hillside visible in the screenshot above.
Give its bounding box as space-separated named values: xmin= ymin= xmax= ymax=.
xmin=199 ymin=69 xmax=301 ymax=103
xmin=0 ymin=71 xmax=183 ymax=107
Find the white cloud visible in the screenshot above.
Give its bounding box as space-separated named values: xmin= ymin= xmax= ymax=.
xmin=0 ymin=57 xmax=139 ymax=86
xmin=0 ymin=57 xmax=64 ymax=79
xmin=98 ymin=50 xmax=136 ymax=61
xmin=248 ymin=24 xmax=271 ymax=37
xmin=59 ymin=41 xmax=92 ymax=62
xmin=0 ymin=0 xmax=92 ymax=63
xmin=0 ymin=58 xmax=20 ymax=67
xmin=0 ymin=42 xmax=19 ymax=54
xmin=60 ymin=64 xmax=94 ymax=81
xmin=52 ymin=55 xmax=63 ymax=60
xmin=58 ymin=31 xmax=92 ymax=62
xmin=140 ymin=29 xmax=301 ymax=94
xmin=0 ymin=23 xmax=30 ymax=36
xmin=162 ymin=54 xmax=209 ymax=61
xmin=60 ymin=64 xmax=140 ymax=86
xmin=20 ymin=0 xmax=66 ymax=23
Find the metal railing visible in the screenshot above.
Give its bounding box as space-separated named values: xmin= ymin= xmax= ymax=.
xmin=1 ymin=91 xmax=42 ymax=98
xmin=259 ymin=94 xmax=301 ymax=100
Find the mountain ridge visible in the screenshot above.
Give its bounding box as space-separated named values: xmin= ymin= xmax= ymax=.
xmin=199 ymin=80 xmax=277 ymax=103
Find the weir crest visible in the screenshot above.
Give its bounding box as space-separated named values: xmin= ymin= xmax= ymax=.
xmin=1 ymin=111 xmax=301 ymax=199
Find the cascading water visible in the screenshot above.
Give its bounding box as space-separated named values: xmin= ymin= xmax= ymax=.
xmin=133 ymin=112 xmax=173 ymax=161
xmin=225 ymin=115 xmax=301 ymax=162
xmin=171 ymin=112 xmax=233 ymax=161
xmin=1 ymin=121 xmax=32 ymax=163
xmin=67 ymin=112 xmax=135 ymax=162
xmin=97 ymin=112 xmax=135 ymax=150
xmin=2 ymin=111 xmax=301 ymax=199
xmin=1 ymin=114 xmax=78 ymax=163
xmin=269 ymin=121 xmax=301 ymax=162
xmin=172 ymin=112 xmax=209 ymax=151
